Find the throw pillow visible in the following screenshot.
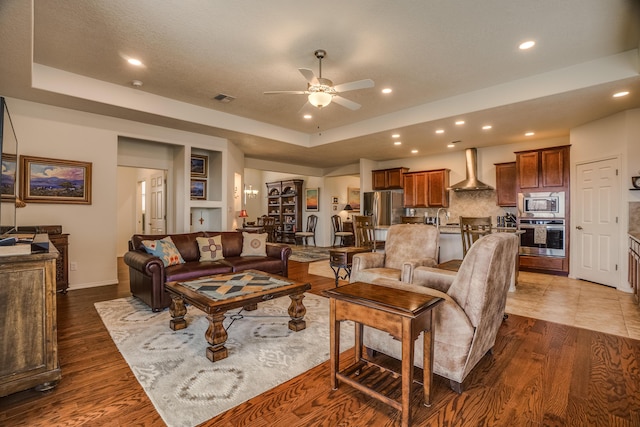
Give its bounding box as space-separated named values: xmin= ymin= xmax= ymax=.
xmin=240 ymin=232 xmax=268 ymax=257
xmin=197 ymin=235 xmax=224 ymax=261
xmin=141 ymin=236 xmax=185 ymax=267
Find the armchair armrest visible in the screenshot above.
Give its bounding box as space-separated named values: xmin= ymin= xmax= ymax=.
xmin=410 ymin=266 xmax=457 ymax=293
xmin=350 ymin=252 xmax=385 ymax=283
xmin=265 ymin=243 xmax=292 ymax=277
xmin=401 ymin=257 xmax=439 ymax=283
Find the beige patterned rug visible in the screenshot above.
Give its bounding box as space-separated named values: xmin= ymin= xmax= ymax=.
xmin=95 ymin=293 xmax=353 ymax=427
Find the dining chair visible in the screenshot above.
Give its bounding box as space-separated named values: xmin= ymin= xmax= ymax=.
xmin=331 ymin=215 xmax=352 ymax=247
xmin=295 ymin=214 xmax=318 ymax=246
xmin=460 ymin=216 xmax=492 ymax=257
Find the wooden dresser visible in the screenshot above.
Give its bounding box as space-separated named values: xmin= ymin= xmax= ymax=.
xmin=0 ymin=237 xmax=61 ymax=397
xmin=16 ymin=226 xmax=69 ymax=293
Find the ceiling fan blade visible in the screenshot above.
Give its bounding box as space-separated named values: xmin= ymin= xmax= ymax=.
xmin=333 ymin=79 xmax=375 ymax=93
xmin=263 ymin=90 xmax=308 ymax=95
xmin=332 ymin=95 xmax=361 ymax=110
xmin=299 ymin=68 xmax=318 ymax=85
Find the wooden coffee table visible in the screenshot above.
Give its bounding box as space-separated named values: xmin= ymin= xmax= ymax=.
xmin=165 ymin=270 xmax=311 ymax=363
xmin=323 ymin=282 xmax=443 ymax=427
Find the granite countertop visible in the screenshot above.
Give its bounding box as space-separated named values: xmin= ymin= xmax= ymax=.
xmin=437 ymin=224 xmax=519 ymax=234
xmin=630 ymin=232 xmax=640 ymax=242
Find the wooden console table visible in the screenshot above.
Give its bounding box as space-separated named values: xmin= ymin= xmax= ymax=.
xmin=0 ymin=237 xmax=61 ymax=397
xmin=323 ymin=282 xmax=443 ymax=427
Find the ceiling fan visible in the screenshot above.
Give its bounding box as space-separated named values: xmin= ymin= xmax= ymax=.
xmin=264 ymin=49 xmax=375 ymax=110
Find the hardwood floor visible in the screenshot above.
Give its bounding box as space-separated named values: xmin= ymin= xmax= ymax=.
xmin=1 ymin=259 xmax=639 ymax=426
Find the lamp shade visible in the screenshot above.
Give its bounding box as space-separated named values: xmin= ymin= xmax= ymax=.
xmin=308 ymin=91 xmax=332 ymax=108
xmin=343 ymin=204 xmax=353 ymax=211
xmin=239 ymin=209 xmax=249 ymax=218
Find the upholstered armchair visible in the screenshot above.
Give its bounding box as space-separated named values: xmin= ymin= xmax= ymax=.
xmin=362 ymin=233 xmax=519 ymax=393
xmin=349 ymin=224 xmax=439 ymax=284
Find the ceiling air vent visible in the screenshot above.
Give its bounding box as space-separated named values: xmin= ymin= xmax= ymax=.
xmin=213 ymin=93 xmax=235 ymax=103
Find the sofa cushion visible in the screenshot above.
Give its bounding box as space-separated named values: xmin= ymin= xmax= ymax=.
xmin=196 ymin=235 xmax=224 ymax=261
xmin=141 ymin=236 xmax=185 ymax=267
xmin=240 ymin=232 xmax=268 ymax=257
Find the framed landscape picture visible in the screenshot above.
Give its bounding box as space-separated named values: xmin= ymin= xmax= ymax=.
xmin=21 ymin=155 xmax=92 ymax=204
xmin=1 ymin=153 xmax=16 ymax=201
xmin=305 ymin=188 xmax=319 ymax=212
xmin=190 ymin=154 xmax=208 ymax=178
xmin=347 ymin=187 xmax=360 ymax=211
xmin=190 ymin=179 xmax=207 ymax=200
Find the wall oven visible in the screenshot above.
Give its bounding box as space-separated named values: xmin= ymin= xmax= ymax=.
xmin=519 ymin=219 xmax=565 ymax=257
xmin=518 ymin=191 xmax=565 ymax=218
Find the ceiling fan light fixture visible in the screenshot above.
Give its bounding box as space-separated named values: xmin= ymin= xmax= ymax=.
xmin=308 ymin=91 xmax=332 ymax=108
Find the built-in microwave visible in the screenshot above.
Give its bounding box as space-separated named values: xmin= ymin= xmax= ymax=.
xmin=517 ymin=191 xmax=565 ymax=218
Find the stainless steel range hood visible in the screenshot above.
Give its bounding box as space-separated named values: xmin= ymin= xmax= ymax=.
xmin=448 ymin=148 xmax=494 ymax=191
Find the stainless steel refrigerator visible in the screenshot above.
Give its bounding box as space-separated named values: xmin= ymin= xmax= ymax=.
xmin=363 ymin=191 xmax=404 ymax=226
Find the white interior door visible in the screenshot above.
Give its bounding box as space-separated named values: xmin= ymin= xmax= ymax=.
xmin=149 ymin=171 xmax=166 ymax=234
xmin=574 ymin=158 xmax=619 ymax=287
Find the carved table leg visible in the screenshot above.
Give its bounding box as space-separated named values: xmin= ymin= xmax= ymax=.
xmin=288 ymin=292 xmax=307 ymax=331
xmin=169 ymin=295 xmax=187 ymax=330
xmin=205 ymin=312 xmax=229 ymax=362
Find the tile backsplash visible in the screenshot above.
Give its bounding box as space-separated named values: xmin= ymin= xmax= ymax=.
xmin=408 ymin=190 xmax=516 ymax=225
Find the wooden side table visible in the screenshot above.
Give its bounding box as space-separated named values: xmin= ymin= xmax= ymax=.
xmin=323 ymin=282 xmax=443 ymax=427
xmin=329 ymin=246 xmax=370 ymax=286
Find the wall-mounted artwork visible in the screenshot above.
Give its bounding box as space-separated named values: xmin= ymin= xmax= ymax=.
xmin=21 ymin=156 xmax=92 ymax=204
xmin=190 ymin=154 xmax=208 ymax=178
xmin=1 ymin=153 xmax=16 ymax=201
xmin=190 ymin=179 xmax=207 ymax=200
xmin=347 ymin=187 xmax=360 ymax=211
xmin=305 ymin=188 xmax=319 ymax=212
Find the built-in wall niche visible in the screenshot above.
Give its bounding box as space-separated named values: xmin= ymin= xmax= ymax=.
xmin=190 ymin=149 xmax=222 ymax=202
xmin=189 ymin=207 xmax=222 ymax=232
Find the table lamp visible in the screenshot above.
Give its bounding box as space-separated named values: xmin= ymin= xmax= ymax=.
xmin=343 ymin=204 xmax=353 ymax=220
xmin=239 ymin=209 xmax=249 ymax=227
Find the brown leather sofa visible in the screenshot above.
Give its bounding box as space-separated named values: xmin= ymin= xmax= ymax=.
xmin=124 ymin=231 xmax=292 ymax=311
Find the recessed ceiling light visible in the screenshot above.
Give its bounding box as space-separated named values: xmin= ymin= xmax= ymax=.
xmin=394 ymin=141 xmax=402 ymax=146
xmin=382 ymin=88 xmax=393 ymax=94
xmin=435 ymin=129 xmax=444 ymax=134
xmin=303 ymin=114 xmax=312 ymax=119
xmin=613 ymin=91 xmax=629 ymax=98
xmin=127 ymin=58 xmax=143 ymax=66
xmin=392 ymin=133 xmax=400 ymax=138
xmin=411 ymin=149 xmax=418 ymax=154
xmin=455 ymin=120 xmax=465 ymax=125
xmin=525 ymin=131 xmax=535 ymax=136
xmin=447 ymin=143 xmax=456 ymax=148
xmin=519 ymin=40 xmax=535 ymax=50
xmin=482 ymin=125 xmax=492 ymax=130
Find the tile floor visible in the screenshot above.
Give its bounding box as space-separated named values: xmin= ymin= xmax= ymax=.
xmin=506 ymin=271 xmax=640 ymax=340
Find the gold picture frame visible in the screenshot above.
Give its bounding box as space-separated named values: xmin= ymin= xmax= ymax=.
xmin=21 ymin=155 xmax=92 ymax=204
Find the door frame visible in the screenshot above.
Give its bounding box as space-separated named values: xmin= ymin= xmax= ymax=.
xmin=571 ymin=154 xmax=626 ymax=290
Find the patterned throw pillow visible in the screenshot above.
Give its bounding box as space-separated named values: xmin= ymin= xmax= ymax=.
xmin=240 ymin=232 xmax=268 ymax=257
xmin=141 ymin=236 xmax=185 ymax=267
xmin=197 ymin=235 xmax=224 ymax=261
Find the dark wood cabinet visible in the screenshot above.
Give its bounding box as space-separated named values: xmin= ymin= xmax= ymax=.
xmin=15 ymin=226 xmax=69 ymax=292
xmin=495 ymin=162 xmax=517 ymax=207
xmin=515 ymin=145 xmax=569 ymax=192
xmin=403 ymin=169 xmax=449 ymax=208
xmin=265 ymin=180 xmax=303 ymax=244
xmin=372 ymin=167 xmax=409 ymax=190
xmin=0 ymin=243 xmax=61 ymax=397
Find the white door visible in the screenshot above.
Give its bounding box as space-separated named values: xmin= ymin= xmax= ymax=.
xmin=149 ymin=171 xmax=166 ymax=234
xmin=574 ymin=158 xmax=619 ymax=287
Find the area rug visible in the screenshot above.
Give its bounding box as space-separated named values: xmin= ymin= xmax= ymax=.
xmin=95 ymin=293 xmax=353 ymax=427
xmin=289 ymin=246 xmax=331 ymax=262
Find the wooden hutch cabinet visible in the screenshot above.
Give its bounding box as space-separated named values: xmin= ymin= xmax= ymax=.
xmin=495 ymin=162 xmax=517 ymax=207
xmin=372 ymin=167 xmax=408 ymax=190
xmin=403 ymin=169 xmax=450 ymax=208
xmin=266 ymin=179 xmax=303 ymax=244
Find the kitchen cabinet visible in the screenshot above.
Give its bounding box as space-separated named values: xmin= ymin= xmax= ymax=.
xmin=515 ymin=145 xmax=570 ymax=192
xmin=0 ymin=239 xmax=61 ymax=397
xmin=495 ymin=162 xmax=517 ymax=206
xmin=266 ymin=179 xmax=303 ymax=243
xmin=403 ymin=169 xmax=449 ymax=208
xmin=372 ymin=167 xmax=408 ymax=190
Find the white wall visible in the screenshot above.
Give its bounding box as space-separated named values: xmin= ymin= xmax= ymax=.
xmin=9 ymin=98 xmax=236 ymax=289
